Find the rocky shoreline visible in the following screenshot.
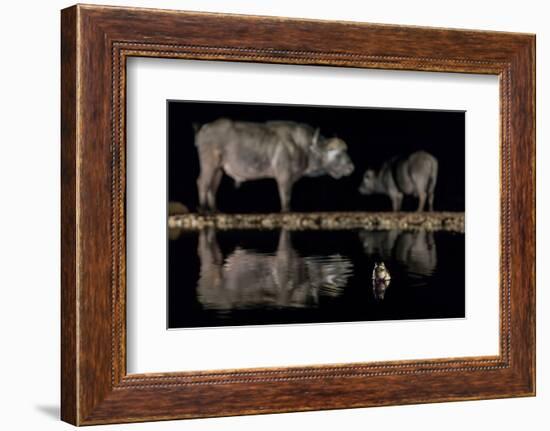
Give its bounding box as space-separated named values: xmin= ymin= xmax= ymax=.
xmin=168 ymin=212 xmax=465 ymax=233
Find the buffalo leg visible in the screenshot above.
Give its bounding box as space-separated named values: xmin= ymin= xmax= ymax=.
xmin=197 ymin=176 xmax=207 ymax=212
xmin=427 ymin=192 xmax=434 ymax=211
xmin=276 ymin=177 xmax=294 ymax=212
xmin=416 ymin=192 xmax=427 ymax=212
xmin=197 ymin=145 xmax=222 ymax=212
xmin=197 ymin=171 xmax=211 ymax=212
xmin=206 ymin=169 xmax=223 ymax=211
xmin=390 ymin=193 xmax=403 ymax=212
xmin=197 ymin=166 xmax=218 ymax=212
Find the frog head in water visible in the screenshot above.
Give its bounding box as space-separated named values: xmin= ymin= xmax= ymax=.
xmin=372 ymin=262 xmax=391 ymax=281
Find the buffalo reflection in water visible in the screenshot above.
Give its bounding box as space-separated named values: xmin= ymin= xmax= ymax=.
xmin=360 ymin=230 xmax=436 ymax=301
xmin=360 ymin=229 xmax=437 ymax=277
xmin=196 ymin=228 xmax=354 ymax=311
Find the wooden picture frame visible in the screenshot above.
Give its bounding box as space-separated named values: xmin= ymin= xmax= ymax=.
xmin=61 ymin=4 xmax=535 ymax=425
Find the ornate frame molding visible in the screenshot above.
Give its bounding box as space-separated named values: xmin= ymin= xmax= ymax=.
xmin=61 ymin=5 xmax=534 ymax=425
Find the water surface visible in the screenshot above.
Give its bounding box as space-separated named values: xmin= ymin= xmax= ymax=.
xmin=168 ymin=228 xmax=465 ymax=328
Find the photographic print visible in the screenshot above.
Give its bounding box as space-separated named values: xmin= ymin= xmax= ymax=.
xmin=167 ymin=101 xmax=465 ymax=329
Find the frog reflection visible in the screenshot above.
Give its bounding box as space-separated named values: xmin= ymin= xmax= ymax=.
xmin=196 ymin=228 xmax=353 ymax=311
xmin=372 ymin=278 xmax=391 ymax=301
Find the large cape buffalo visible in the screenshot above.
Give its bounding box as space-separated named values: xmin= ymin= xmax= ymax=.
xmin=359 ymin=151 xmax=438 ymax=212
xmin=194 ymin=119 xmax=354 ymax=212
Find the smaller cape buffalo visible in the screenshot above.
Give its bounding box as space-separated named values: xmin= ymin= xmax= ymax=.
xmin=359 ymin=151 xmax=438 ymax=212
xmin=194 ymin=119 xmax=354 ymax=212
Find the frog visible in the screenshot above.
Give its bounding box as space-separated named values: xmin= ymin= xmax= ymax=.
xmin=372 ymin=262 xmax=391 ymax=282
xmin=372 ymin=262 xmax=391 ymax=301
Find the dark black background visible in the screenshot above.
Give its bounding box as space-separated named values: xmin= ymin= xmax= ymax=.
xmin=168 ymin=100 xmax=465 ymax=213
